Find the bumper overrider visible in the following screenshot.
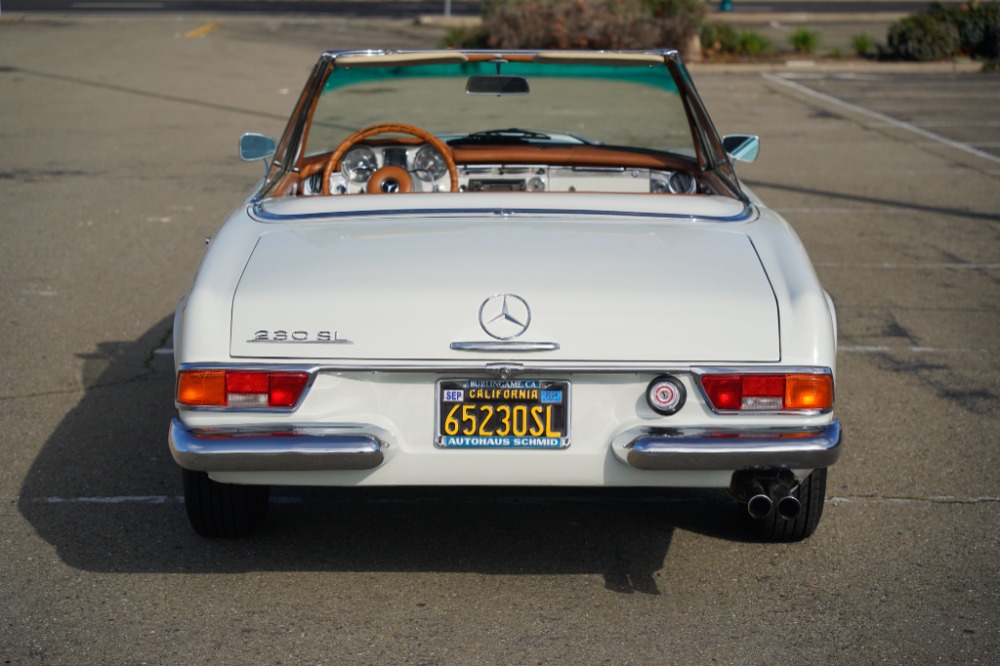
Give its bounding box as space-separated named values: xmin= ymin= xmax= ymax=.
xmin=169 ymin=418 xmax=841 ymax=473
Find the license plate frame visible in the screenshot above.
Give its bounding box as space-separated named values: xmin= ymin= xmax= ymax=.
xmin=435 ymin=379 xmax=571 ymax=449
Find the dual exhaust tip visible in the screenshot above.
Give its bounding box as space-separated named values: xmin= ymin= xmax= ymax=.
xmin=742 ymin=477 xmax=801 ymax=521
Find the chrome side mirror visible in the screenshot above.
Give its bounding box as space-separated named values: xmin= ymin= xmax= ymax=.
xmin=239 ymin=133 xmax=276 ymax=162
xmin=722 ymin=134 xmax=760 ymax=163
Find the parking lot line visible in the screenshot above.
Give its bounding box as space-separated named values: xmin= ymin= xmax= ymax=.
xmin=763 ymin=72 xmax=1000 ymax=166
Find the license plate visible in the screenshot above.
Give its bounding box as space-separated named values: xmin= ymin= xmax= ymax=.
xmin=436 ymin=379 xmax=570 ymax=448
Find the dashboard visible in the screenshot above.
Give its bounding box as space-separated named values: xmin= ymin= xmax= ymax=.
xmin=296 ymin=142 xmax=702 ymax=196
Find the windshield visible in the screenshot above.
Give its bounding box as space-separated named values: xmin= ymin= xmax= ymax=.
xmin=303 ymin=59 xmax=697 ymax=158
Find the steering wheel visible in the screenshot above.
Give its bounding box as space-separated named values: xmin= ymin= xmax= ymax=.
xmin=321 ymin=122 xmax=459 ymax=195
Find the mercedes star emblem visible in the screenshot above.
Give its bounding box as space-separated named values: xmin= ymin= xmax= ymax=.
xmin=478 ymin=293 xmax=531 ymax=340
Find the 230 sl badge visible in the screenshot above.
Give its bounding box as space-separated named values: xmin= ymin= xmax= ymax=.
xmin=248 ymin=329 xmax=352 ymax=344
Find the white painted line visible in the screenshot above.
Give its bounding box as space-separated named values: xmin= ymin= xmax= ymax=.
xmin=32 ymin=495 xmax=307 ymax=505
xmin=153 ymin=348 xmax=174 ymax=355
xmin=840 ymin=345 xmax=989 ymax=354
xmin=853 ymin=92 xmax=1000 ymax=99
xmin=829 ymin=495 xmax=1000 ymax=505
xmin=816 ymin=262 xmax=1000 ymax=270
xmin=40 ymin=495 xmax=180 ymax=504
xmin=763 ymin=72 xmax=1000 ymax=166
xmin=921 ymin=121 xmax=1000 ymax=128
xmin=72 ymin=2 xmax=165 ymax=7
xmin=776 ymin=207 xmax=917 ymax=214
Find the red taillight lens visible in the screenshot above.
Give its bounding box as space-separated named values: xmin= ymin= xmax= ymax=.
xmin=177 ymin=370 xmax=309 ymax=408
xmin=700 ymin=375 xmax=742 ymax=410
xmin=267 ymin=373 xmax=310 ymax=408
xmin=701 ymin=373 xmax=833 ymax=412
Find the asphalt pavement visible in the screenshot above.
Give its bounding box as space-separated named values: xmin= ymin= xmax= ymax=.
xmin=1 ymin=11 xmax=998 ymax=666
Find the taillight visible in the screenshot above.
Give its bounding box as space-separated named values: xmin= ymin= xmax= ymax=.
xmin=700 ymin=373 xmax=833 ymax=412
xmin=177 ymin=370 xmax=309 ymax=408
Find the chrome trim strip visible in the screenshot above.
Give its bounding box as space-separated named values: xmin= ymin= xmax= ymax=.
xmin=615 ymin=419 xmax=841 ymax=471
xmin=169 ymin=419 xmax=385 ymax=472
xmin=450 ymin=341 xmax=561 ymax=352
xmin=179 ymin=362 xmax=828 ymax=376
xmin=250 ymin=202 xmax=754 ymax=224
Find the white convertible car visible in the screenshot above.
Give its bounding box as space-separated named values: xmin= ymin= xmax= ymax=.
xmin=169 ymin=49 xmax=841 ymax=541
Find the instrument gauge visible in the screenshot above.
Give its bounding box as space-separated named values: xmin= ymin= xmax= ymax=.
xmin=341 ymin=146 xmax=377 ymax=183
xmin=413 ymin=145 xmax=448 ymax=182
xmin=668 ymin=171 xmax=697 ymax=195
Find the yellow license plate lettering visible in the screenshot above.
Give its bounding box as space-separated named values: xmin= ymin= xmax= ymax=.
xmin=461 ymin=403 xmax=477 ymax=436
xmin=444 ymin=403 xmax=461 ymax=436
xmin=545 ymin=405 xmax=562 ymax=438
xmin=495 ymin=404 xmax=512 ymax=436
xmin=478 ymin=404 xmax=494 ymax=436
xmin=512 ymin=404 xmax=528 ymax=437
xmin=529 ymin=405 xmax=545 ymax=436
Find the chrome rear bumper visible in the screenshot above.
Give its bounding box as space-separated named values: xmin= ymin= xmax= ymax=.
xmin=169 ymin=419 xmax=385 ymax=472
xmin=170 ymin=418 xmax=840 ymax=476
xmin=614 ymin=420 xmax=841 ymax=471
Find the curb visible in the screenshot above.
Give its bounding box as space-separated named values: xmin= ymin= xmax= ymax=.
xmin=688 ymin=58 xmax=985 ymax=74
xmin=416 ymin=11 xmax=910 ymax=27
xmin=707 ymin=11 xmax=908 ymax=24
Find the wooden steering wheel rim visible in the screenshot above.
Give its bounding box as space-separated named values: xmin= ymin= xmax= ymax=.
xmin=321 ymin=122 xmax=458 ymax=195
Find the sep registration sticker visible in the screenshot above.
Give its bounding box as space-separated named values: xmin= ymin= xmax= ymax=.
xmin=436 ymin=379 xmax=570 ymax=449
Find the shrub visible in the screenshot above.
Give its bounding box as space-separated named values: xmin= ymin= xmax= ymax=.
xmin=700 ymin=21 xmax=739 ymax=57
xmin=440 ymin=25 xmax=490 ymax=48
xmin=883 ymin=1 xmax=999 ymax=61
xmin=736 ymin=29 xmax=773 ymax=57
xmin=789 ymin=27 xmax=820 ymax=54
xmin=885 ymin=12 xmax=961 ymax=61
xmin=478 ymin=0 xmax=708 ymax=56
xmin=699 ymin=24 xmax=772 ymax=58
xmin=850 ymin=32 xmax=873 ymax=57
xmin=928 ymin=1 xmax=1000 ymax=60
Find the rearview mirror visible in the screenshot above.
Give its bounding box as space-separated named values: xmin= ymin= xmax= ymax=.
xmin=722 ymin=134 xmax=760 ymax=163
xmin=239 ymin=133 xmax=276 ymax=162
xmin=466 ymin=75 xmax=530 ymax=96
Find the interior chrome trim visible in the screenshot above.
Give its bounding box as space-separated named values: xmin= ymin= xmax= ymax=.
xmin=251 ymin=202 xmax=755 ymax=224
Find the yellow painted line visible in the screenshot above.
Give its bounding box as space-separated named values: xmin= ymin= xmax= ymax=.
xmin=185 ymin=22 xmax=219 ymax=39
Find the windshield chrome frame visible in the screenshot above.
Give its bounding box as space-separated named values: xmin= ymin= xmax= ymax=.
xmin=255 ymin=49 xmax=746 ymax=205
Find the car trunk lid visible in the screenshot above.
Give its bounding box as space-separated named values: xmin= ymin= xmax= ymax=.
xmin=230 ymin=213 xmax=778 ymax=363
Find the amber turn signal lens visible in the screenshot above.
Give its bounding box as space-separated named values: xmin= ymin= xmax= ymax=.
xmin=785 ymin=374 xmax=834 ymax=411
xmin=177 ymin=370 xmax=227 ymax=406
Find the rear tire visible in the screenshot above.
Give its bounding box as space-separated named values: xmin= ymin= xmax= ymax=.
xmin=182 ymin=469 xmax=269 ymax=537
xmin=749 ymin=467 xmax=827 ymax=542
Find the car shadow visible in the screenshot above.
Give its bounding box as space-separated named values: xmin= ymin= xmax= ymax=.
xmin=19 ymin=317 xmax=760 ymax=593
